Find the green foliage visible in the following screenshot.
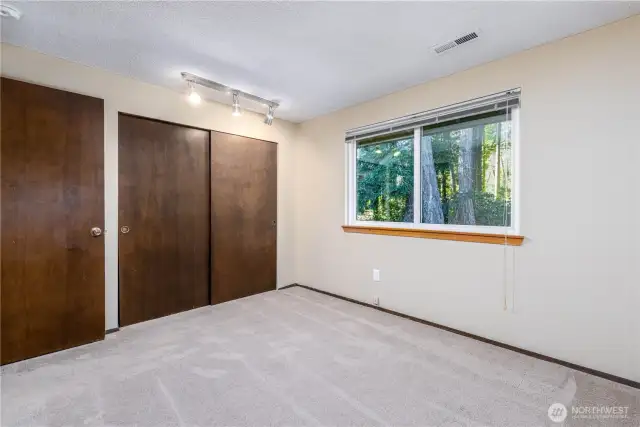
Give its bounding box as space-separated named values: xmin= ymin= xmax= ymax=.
xmin=372 ymin=195 xmax=408 ymax=222
xmin=356 ymin=138 xmax=413 ymax=222
xmin=355 ymin=117 xmax=513 ymax=226
xmin=449 ymin=191 xmax=511 ymax=227
xmin=432 ymin=132 xmax=459 ymax=169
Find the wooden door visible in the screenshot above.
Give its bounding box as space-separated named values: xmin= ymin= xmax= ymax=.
xmin=118 ymin=114 xmax=210 ymax=326
xmin=1 ymin=78 xmax=105 ymax=365
xmin=210 ymin=132 xmax=277 ymax=304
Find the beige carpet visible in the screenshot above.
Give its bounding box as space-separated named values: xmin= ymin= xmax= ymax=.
xmin=1 ymin=287 xmax=638 ymax=426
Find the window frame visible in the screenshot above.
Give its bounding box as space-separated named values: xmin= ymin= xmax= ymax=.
xmin=346 ymin=107 xmax=520 ymax=236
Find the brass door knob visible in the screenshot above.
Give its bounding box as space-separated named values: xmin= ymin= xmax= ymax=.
xmin=120 ymin=226 xmax=130 ymax=234
xmin=90 ymin=227 xmax=102 ymax=237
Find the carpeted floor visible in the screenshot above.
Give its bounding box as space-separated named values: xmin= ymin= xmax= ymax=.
xmin=1 ymin=287 xmax=638 ymax=426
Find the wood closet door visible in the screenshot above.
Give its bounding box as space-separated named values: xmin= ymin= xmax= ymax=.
xmin=211 ymin=132 xmax=277 ymax=304
xmin=118 ymin=114 xmax=210 ymax=326
xmin=1 ymin=78 xmax=105 ymax=365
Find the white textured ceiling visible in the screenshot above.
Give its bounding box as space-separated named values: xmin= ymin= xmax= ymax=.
xmin=2 ymin=1 xmax=639 ymax=122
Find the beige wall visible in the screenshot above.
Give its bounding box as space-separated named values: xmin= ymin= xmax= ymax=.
xmin=2 ymin=15 xmax=638 ymax=382
xmin=295 ymin=15 xmax=640 ymax=381
xmin=0 ymin=43 xmax=299 ymax=331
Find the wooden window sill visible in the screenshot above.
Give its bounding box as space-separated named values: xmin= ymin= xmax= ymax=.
xmin=342 ymin=225 xmax=524 ymax=246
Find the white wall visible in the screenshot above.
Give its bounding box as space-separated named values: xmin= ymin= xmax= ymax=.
xmin=0 ymin=43 xmax=299 ymax=331
xmin=294 ymin=15 xmax=640 ymax=381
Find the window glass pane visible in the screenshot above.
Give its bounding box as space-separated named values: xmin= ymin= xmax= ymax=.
xmin=421 ymin=112 xmax=513 ymax=227
xmin=356 ymin=137 xmax=414 ymax=222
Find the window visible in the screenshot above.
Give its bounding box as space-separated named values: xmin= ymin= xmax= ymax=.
xmin=356 ymin=133 xmax=414 ymax=223
xmin=347 ymin=90 xmax=519 ymax=235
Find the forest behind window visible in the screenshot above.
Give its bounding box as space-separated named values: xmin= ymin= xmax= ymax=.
xmin=356 ymin=136 xmax=414 ymax=222
xmin=355 ymin=110 xmax=513 ymax=227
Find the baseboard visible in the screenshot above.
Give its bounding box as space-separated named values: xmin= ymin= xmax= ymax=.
xmin=280 ymin=284 xmax=639 ymax=389
xmin=105 ymin=328 xmax=120 ymax=335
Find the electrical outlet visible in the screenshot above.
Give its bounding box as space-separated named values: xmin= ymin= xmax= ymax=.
xmin=373 ymin=296 xmax=380 ymax=306
xmin=373 ymin=269 xmax=380 ymax=282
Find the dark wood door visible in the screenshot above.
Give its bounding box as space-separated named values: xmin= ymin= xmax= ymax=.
xmin=118 ymin=114 xmax=210 ymax=326
xmin=211 ymin=132 xmax=277 ymax=304
xmin=1 ymin=78 xmax=105 ymax=365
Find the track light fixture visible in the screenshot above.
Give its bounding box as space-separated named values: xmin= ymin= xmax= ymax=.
xmin=231 ymin=92 xmax=242 ymax=117
xmin=181 ymin=72 xmax=279 ymax=125
xmin=264 ymin=105 xmax=274 ymax=126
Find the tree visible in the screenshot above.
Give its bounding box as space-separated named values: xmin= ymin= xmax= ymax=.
xmin=356 ymin=118 xmax=512 ymax=227
xmin=421 ymin=135 xmax=444 ymax=223
xmin=472 ymin=125 xmax=484 ymax=192
xmin=454 ymin=128 xmax=476 ymax=225
xmin=495 ymin=122 xmax=502 ymax=197
xmin=356 ymin=138 xmax=413 ymax=222
xmin=402 ymin=189 xmax=414 ymax=222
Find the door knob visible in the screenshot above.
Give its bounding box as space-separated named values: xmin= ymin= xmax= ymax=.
xmin=90 ymin=227 xmax=102 ymax=237
xmin=120 ymin=226 xmax=130 ymax=234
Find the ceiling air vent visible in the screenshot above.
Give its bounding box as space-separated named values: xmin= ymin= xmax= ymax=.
xmin=433 ymin=31 xmax=479 ymax=54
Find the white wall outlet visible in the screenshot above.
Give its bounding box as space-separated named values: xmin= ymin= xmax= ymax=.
xmin=373 ymin=269 xmax=380 ymax=282
xmin=373 ymin=296 xmax=380 ymax=306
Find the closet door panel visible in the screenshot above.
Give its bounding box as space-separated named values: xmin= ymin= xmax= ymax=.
xmin=210 ymin=132 xmax=277 ymax=304
xmin=118 ymin=114 xmax=209 ymax=326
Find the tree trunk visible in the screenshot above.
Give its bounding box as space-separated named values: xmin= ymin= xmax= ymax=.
xmin=421 ymin=135 xmax=444 ymax=224
xmin=455 ymin=128 xmax=476 ymax=225
xmin=449 ymin=164 xmax=457 ymax=192
xmin=472 ymin=125 xmax=484 ymax=192
xmin=495 ymin=122 xmax=502 ymax=198
xmin=441 ymin=170 xmax=449 ymax=223
xmin=402 ymin=192 xmax=414 ymax=222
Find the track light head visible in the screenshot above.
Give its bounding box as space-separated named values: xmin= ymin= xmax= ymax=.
xmin=231 ymin=92 xmax=242 ymax=117
xmin=264 ymin=105 xmax=275 ymax=126
xmin=186 ymin=81 xmax=201 ymax=105
xmin=0 ymin=4 xmax=22 ymax=20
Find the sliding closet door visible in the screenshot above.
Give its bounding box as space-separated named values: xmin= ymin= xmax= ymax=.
xmin=210 ymin=132 xmax=277 ymax=304
xmin=1 ymin=78 xmax=105 ymax=364
xmin=118 ymin=114 xmax=210 ymax=326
